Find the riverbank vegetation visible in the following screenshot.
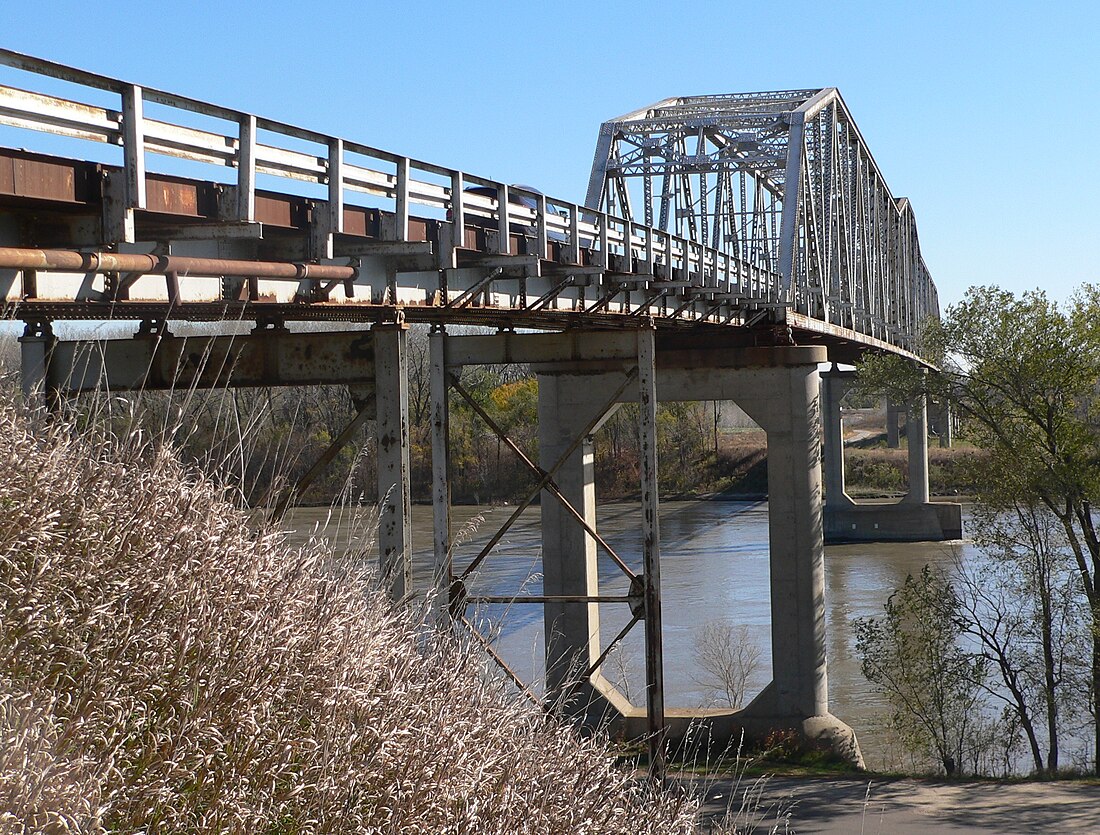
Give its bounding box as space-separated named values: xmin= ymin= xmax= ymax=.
xmin=0 ymin=325 xmax=978 ymax=510
xmin=0 ymin=392 xmax=732 ymax=833
xmin=857 ymin=284 xmax=1100 ymax=778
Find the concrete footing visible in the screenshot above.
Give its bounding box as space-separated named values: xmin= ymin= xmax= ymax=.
xmin=824 ymin=500 xmax=963 ymax=542
xmin=596 ymin=686 xmax=865 ymax=768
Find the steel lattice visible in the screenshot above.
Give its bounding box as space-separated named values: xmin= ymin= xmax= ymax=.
xmin=585 ymin=89 xmax=939 ymax=349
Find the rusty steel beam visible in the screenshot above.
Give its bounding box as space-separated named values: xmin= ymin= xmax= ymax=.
xmin=0 ymin=246 xmax=358 ymax=282
xmin=47 ymin=329 xmax=378 ymax=393
xmin=0 ymin=149 xmax=98 ymax=204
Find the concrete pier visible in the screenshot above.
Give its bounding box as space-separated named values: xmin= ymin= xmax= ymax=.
xmin=439 ymin=333 xmax=862 ymax=764
xmin=930 ymin=397 xmax=954 ymax=448
xmin=821 ymin=368 xmax=962 ymax=543
xmin=821 ymin=367 xmax=855 ymax=511
xmin=886 ymin=399 xmax=903 ymax=448
xmin=905 ymin=393 xmax=931 ymax=505
xmin=537 ymin=369 xmax=621 ymax=724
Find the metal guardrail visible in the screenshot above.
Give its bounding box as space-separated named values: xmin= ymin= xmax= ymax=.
xmin=0 ymin=49 xmax=781 ymax=306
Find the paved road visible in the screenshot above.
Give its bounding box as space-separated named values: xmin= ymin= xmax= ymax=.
xmin=692 ymin=775 xmax=1100 ymax=833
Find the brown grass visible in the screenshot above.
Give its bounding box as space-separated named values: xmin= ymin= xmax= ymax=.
xmin=0 ymin=395 xmax=704 ymax=834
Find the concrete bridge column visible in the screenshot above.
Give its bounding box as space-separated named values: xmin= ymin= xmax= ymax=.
xmin=905 ymin=393 xmax=930 ymax=504
xmin=537 ymin=370 xmax=620 ymax=722
xmin=930 ymin=398 xmax=953 ymax=448
xmin=760 ymin=363 xmax=830 ymax=719
xmin=886 ymin=398 xmax=902 ymax=448
xmin=756 ymin=362 xmax=861 ymax=760
xmin=645 ymin=349 xmax=860 ymax=762
xmin=821 ymin=366 xmax=855 ymax=511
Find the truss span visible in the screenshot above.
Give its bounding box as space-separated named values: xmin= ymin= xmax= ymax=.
xmin=0 ymin=50 xmax=936 ymax=362
xmin=586 ymin=89 xmax=939 ymax=351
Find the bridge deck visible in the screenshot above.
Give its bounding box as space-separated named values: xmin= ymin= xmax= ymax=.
xmin=0 ymin=147 xmax=917 ymax=365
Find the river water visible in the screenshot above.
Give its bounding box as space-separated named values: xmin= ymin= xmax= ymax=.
xmin=284 ymin=500 xmax=965 ymax=770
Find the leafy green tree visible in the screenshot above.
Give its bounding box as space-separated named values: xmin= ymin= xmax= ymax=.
xmin=854 ymin=565 xmax=988 ymax=776
xmin=859 ymin=285 xmax=1100 ymax=771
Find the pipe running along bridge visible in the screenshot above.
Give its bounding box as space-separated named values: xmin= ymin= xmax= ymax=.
xmin=0 ymin=50 xmax=961 ymax=774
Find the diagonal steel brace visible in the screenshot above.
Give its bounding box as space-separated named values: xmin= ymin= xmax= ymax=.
xmin=455 ymin=368 xmax=638 ymax=581
xmin=451 ymin=377 xmax=637 ymax=581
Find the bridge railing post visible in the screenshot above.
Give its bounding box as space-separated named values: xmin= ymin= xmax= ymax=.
xmin=237 ymin=114 xmax=257 ymax=222
xmin=105 ymin=83 xmax=147 ymax=244
xmin=395 ymin=156 xmax=410 ymax=242
xmin=535 ymin=192 xmax=548 ymax=261
xmin=496 ymin=183 xmax=510 ymax=255
xmin=821 ymin=366 xmax=855 ymax=510
xmin=449 ymin=169 xmax=465 ymax=250
xmin=567 ymin=203 xmax=581 ymax=265
xmin=597 ymin=210 xmax=609 ymax=270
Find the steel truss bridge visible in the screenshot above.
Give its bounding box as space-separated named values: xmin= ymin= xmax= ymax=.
xmin=0 ymin=49 xmax=952 ymax=776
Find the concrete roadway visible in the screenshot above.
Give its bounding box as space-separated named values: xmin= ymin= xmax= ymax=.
xmin=693 ymin=775 xmax=1100 ymax=833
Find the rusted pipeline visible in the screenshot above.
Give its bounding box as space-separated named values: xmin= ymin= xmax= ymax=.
xmin=0 ymin=247 xmax=358 ymax=281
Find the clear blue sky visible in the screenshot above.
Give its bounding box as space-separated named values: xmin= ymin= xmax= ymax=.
xmin=4 ymin=0 xmax=1098 ymax=308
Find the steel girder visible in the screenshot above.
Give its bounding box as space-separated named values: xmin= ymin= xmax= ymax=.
xmin=585 ymin=89 xmax=940 ymax=351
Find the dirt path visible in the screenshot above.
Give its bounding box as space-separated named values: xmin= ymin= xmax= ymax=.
xmin=692 ymin=775 xmax=1100 ymax=833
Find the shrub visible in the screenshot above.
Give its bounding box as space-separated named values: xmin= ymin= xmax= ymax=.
xmin=0 ymin=396 xmax=700 ymax=834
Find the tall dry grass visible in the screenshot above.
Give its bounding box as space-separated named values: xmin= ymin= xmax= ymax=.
xmin=0 ymin=394 xmax=703 ymax=834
